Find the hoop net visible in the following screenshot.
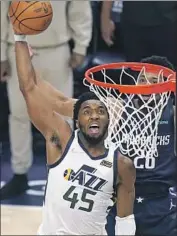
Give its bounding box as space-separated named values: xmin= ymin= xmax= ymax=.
xmin=84 ymin=62 xmax=176 ymax=158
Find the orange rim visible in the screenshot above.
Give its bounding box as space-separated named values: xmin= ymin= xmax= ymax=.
xmin=85 ymin=62 xmax=176 ymax=94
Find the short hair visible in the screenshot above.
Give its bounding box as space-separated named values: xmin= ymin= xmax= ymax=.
xmin=141 ymin=55 xmax=175 ymax=71
xmin=73 ymin=92 xmax=102 ymax=120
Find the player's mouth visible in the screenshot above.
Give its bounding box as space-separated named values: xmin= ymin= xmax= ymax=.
xmin=88 ymin=123 xmax=100 ymax=135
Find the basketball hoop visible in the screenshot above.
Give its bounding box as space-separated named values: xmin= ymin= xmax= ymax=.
xmin=84 ymin=62 xmax=176 ymax=158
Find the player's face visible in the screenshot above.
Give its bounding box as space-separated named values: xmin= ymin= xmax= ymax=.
xmin=137 ymin=72 xmax=162 ymax=101
xmin=77 ymin=100 xmax=109 ymax=144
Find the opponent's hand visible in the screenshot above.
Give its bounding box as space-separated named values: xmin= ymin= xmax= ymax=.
xmin=69 ymin=52 xmax=85 ymax=69
xmin=101 ymin=19 xmax=115 ymax=46
xmin=1 ymin=60 xmax=11 ymax=82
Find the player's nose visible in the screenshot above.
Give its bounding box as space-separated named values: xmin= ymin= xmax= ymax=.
xmin=90 ymin=111 xmax=99 ymax=120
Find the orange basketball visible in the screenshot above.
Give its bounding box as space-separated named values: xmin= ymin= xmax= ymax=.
xmin=8 ymin=1 xmax=53 ymax=35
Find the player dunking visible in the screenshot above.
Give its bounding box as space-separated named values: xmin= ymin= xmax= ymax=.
xmin=106 ymin=56 xmax=177 ymax=236
xmin=12 ymin=31 xmax=136 ymax=235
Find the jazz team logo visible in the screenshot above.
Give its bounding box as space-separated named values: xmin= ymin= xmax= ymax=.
xmin=64 ymin=168 xmax=75 ymax=181
xmin=63 ymin=165 xmax=107 ymax=192
xmin=63 ymin=165 xmax=108 ymax=212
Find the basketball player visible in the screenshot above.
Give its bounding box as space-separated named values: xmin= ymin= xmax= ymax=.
xmin=106 ymin=56 xmax=177 ymax=236
xmin=44 ymin=54 xmax=176 ymax=236
xmin=12 ymin=30 xmax=136 ymax=234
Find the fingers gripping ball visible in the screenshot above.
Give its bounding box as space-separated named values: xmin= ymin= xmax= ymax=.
xmin=8 ymin=1 xmax=53 ymax=35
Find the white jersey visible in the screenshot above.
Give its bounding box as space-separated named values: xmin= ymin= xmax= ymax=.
xmin=38 ymin=130 xmax=118 ymax=235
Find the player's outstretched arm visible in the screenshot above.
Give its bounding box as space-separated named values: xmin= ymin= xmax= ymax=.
xmin=14 ymin=38 xmax=72 ymax=144
xmin=115 ymin=154 xmax=136 ymax=235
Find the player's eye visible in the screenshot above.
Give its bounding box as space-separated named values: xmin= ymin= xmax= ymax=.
xmin=152 ymin=79 xmax=157 ymax=84
xmin=83 ymin=110 xmax=90 ymax=115
xmin=99 ymin=109 xmax=105 ymax=115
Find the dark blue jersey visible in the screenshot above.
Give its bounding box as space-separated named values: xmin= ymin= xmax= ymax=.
xmin=131 ymin=98 xmax=176 ymax=187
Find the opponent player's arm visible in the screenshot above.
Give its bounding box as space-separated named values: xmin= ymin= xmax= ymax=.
xmin=14 ymin=38 xmax=72 ymax=144
xmin=115 ymin=154 xmax=136 ymax=235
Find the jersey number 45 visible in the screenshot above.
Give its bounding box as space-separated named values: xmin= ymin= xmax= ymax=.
xmin=63 ymin=186 xmax=96 ymax=212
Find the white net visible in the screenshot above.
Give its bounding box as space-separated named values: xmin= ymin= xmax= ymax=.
xmin=84 ymin=65 xmax=174 ymax=158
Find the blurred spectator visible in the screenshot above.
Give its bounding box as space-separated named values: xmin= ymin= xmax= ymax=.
xmin=101 ymin=1 xmax=177 ymax=68
xmin=0 ymin=1 xmax=92 ymax=200
xmin=92 ymin=1 xmax=123 ymax=53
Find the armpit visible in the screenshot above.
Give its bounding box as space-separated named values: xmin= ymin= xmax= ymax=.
xmin=50 ymin=132 xmax=62 ymax=150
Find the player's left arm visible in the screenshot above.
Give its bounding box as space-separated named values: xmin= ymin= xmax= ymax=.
xmin=115 ymin=154 xmax=136 ymax=235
